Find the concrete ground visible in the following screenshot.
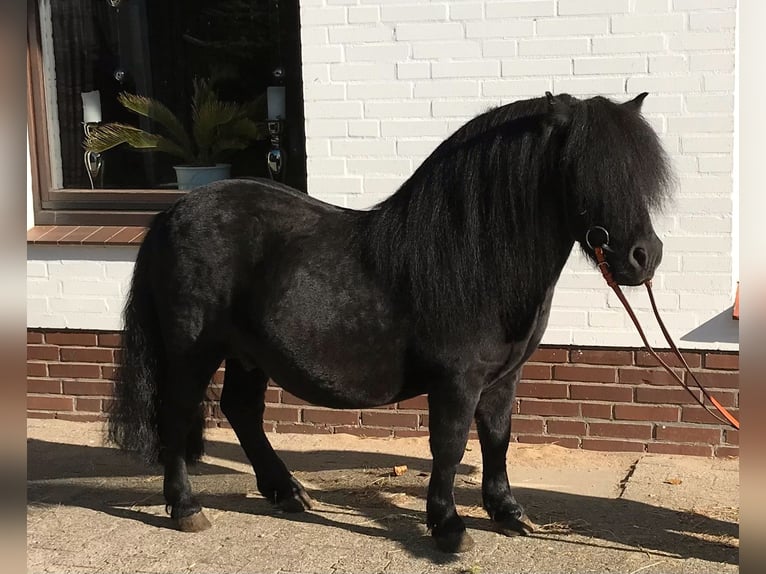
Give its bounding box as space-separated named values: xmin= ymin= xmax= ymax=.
xmin=27 ymin=419 xmax=738 ymax=574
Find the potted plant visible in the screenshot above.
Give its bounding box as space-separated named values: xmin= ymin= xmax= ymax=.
xmin=84 ymin=78 xmax=268 ymax=189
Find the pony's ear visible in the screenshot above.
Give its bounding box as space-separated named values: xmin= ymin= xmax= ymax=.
xmin=545 ymin=91 xmax=570 ymax=126
xmin=623 ymin=92 xmax=649 ymax=112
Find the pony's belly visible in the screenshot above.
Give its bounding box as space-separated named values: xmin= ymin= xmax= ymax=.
xmin=276 ymin=374 xmax=407 ymax=409
xmin=238 ymin=302 xmax=413 ymax=409
xmin=250 ymin=339 xmax=412 ymax=409
xmin=241 ymin=248 xmax=417 ymax=408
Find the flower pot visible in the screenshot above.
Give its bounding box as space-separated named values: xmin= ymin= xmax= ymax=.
xmin=174 ymin=164 xmax=231 ymax=190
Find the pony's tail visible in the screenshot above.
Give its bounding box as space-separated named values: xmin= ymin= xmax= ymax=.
xmin=107 ymin=214 xmax=166 ymax=464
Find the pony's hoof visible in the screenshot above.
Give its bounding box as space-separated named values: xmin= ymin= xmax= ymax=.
xmin=278 ymin=488 xmax=313 ymax=512
xmin=495 ymin=512 xmax=537 ymax=537
xmin=176 ymin=511 xmax=212 ymax=532
xmin=276 ymin=477 xmax=313 ymax=512
xmin=434 ymin=530 xmax=475 ymax=553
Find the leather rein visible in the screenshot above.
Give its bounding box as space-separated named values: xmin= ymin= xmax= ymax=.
xmin=586 ymin=226 xmax=740 ymax=431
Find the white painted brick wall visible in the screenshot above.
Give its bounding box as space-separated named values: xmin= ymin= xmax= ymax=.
xmin=26 ymin=1 xmax=737 ymax=352
xmin=27 ymin=246 xmax=138 ymax=331
xmin=299 ymin=0 xmax=737 ymax=350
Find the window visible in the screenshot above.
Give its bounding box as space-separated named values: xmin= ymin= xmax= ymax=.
xmin=28 ymin=0 xmax=307 ymax=226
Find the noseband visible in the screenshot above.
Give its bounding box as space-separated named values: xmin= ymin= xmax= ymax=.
xmin=586 ymin=226 xmax=740 ymax=430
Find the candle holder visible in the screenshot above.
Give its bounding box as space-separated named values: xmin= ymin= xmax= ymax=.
xmin=83 ymin=122 xmax=104 ymax=189
xmin=266 ymin=72 xmax=286 ymax=180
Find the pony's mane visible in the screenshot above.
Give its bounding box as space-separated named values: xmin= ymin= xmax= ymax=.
xmin=360 ymin=94 xmax=672 ymax=338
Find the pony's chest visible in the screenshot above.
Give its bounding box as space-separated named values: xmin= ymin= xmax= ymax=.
xmin=464 ymin=288 xmax=555 ymax=384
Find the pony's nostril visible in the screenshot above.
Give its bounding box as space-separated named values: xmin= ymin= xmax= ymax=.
xmin=631 ymin=246 xmax=648 ymax=270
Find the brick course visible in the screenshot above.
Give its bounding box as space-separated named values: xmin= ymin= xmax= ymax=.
xmin=26 ymin=329 xmax=739 ymax=457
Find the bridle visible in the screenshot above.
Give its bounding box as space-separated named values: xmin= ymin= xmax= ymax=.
xmin=586 ymin=226 xmax=740 ymax=431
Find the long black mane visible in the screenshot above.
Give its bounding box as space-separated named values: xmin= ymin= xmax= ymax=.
xmin=361 ymin=94 xmax=672 ymax=337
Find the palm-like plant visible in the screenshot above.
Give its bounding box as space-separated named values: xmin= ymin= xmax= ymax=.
xmin=84 ymin=78 xmax=267 ymax=166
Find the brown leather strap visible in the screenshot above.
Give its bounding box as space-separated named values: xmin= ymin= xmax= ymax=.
xmin=594 ymin=247 xmax=739 ymax=430
xmin=644 ymin=281 xmax=740 ymax=429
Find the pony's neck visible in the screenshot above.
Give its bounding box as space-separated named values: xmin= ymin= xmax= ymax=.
xmin=361 ymin=176 xmax=574 ymax=336
xmin=358 ymin=99 xmax=578 ymax=335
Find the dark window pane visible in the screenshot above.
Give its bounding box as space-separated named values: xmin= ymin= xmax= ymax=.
xmin=39 ymin=0 xmax=303 ymax=191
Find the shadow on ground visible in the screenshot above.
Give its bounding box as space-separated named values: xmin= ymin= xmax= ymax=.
xmin=28 ymin=438 xmax=738 ymax=566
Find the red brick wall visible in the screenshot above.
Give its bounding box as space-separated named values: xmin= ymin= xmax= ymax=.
xmin=27 ymin=329 xmax=739 ymax=457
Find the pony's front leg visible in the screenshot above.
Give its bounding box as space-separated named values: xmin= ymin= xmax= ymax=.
xmin=474 ymin=371 xmax=537 ymax=536
xmin=426 ymin=385 xmax=481 ymax=553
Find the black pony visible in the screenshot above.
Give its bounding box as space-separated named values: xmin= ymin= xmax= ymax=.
xmin=109 ymin=92 xmax=671 ymax=553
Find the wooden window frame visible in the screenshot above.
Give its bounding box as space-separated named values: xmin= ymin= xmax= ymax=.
xmin=27 ymin=1 xmax=307 ymax=227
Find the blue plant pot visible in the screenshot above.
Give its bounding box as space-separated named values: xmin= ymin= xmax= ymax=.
xmin=174 ymin=164 xmax=231 ymax=190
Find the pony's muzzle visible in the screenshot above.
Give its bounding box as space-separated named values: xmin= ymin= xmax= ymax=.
xmin=627 ymin=234 xmax=663 ymax=283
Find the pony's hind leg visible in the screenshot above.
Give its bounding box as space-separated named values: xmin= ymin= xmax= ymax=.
xmin=220 ymin=358 xmax=312 ymax=512
xmin=474 ymin=371 xmax=537 ymax=536
xmin=159 ymin=352 xmax=222 ymax=532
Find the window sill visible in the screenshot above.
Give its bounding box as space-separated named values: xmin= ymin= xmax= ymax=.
xmin=27 ymin=225 xmax=147 ymax=246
